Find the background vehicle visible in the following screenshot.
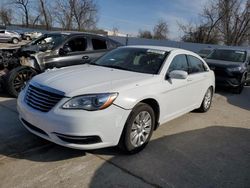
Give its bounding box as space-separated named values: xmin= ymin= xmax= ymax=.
xmin=0 ymin=32 xmax=122 ymax=97
xmin=23 ymin=31 xmax=43 ymax=40
xmin=198 ymin=48 xmax=213 ymax=58
xmin=0 ymin=30 xmax=22 ymax=44
xmin=205 ymin=48 xmax=250 ymax=93
xmin=17 ymin=46 xmax=215 ymax=153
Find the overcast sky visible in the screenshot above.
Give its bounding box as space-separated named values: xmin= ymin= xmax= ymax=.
xmin=96 ymin=0 xmax=209 ymax=39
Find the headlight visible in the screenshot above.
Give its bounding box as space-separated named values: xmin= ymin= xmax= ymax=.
xmin=62 ymin=93 xmax=118 ymax=111
xmin=227 ymin=67 xmax=243 ymax=72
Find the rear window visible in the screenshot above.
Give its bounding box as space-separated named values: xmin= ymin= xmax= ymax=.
xmin=207 ymin=49 xmax=246 ymax=63
xmin=92 ymin=38 xmax=107 ymax=50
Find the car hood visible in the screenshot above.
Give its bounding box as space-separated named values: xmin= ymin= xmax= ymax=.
xmin=30 ymin=64 xmax=155 ymax=97
xmin=205 ymin=59 xmax=243 ymax=68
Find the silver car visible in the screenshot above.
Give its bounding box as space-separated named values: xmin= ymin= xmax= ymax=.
xmin=0 ymin=30 xmax=22 ymax=44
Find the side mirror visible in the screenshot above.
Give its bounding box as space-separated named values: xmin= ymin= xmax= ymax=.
xmin=169 ymin=70 xmax=188 ymax=79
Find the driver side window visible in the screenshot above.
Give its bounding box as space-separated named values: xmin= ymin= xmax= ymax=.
xmin=168 ymin=54 xmax=188 ymax=73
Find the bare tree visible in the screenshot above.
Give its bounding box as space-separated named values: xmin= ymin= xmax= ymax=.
xmin=153 ymin=19 xmax=169 ymax=39
xmin=179 ymin=0 xmax=249 ymax=45
xmin=0 ymin=6 xmax=13 ymax=25
xmin=53 ymin=0 xmax=74 ymax=30
xmin=71 ymin=0 xmax=98 ymax=31
xmin=39 ymin=0 xmax=52 ymax=30
xmin=138 ymin=29 xmax=153 ymax=39
xmin=11 ymin=0 xmax=31 ymax=27
xmin=52 ymin=0 xmax=98 ymax=31
xmin=180 ymin=23 xmax=220 ymax=44
xmin=218 ymin=0 xmax=250 ymax=45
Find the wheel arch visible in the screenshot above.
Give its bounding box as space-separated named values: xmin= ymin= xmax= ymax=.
xmin=139 ymin=98 xmax=160 ymax=130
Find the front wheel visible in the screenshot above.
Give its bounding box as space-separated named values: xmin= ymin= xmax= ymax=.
xmin=119 ymin=103 xmax=155 ymax=154
xmin=5 ymin=66 xmax=37 ymax=97
xmin=197 ymin=87 xmax=213 ymax=112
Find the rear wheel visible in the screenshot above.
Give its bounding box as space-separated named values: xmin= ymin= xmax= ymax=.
xmin=12 ymin=38 xmax=19 ymax=44
xmin=198 ymin=87 xmax=213 ymax=112
xmin=119 ymin=103 xmax=155 ymax=154
xmin=5 ymin=66 xmax=37 ymax=97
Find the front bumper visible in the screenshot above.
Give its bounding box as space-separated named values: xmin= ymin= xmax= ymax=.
xmin=215 ymin=76 xmax=242 ymax=87
xmin=17 ymin=91 xmax=131 ymax=150
xmin=209 ymin=67 xmax=243 ymax=87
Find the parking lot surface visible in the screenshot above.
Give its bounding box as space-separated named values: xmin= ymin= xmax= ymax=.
xmin=0 ymin=41 xmax=29 ymax=49
xmin=0 ymin=87 xmax=249 ymax=188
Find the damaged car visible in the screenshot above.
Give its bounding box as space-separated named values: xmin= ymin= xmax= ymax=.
xmin=0 ymin=32 xmax=122 ymax=97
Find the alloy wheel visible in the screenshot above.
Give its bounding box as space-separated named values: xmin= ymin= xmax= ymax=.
xmin=13 ymin=69 xmax=36 ymax=93
xmin=130 ymin=111 xmax=152 ymax=147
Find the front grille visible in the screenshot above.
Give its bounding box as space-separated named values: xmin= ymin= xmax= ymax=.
xmin=25 ymin=84 xmax=64 ymax=112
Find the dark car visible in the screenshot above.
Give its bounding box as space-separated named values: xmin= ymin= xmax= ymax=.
xmin=205 ymin=48 xmax=250 ymax=93
xmin=0 ymin=32 xmax=122 ymax=97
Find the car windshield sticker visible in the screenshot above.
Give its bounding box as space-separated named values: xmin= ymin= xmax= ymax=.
xmin=147 ymin=49 xmax=166 ymax=55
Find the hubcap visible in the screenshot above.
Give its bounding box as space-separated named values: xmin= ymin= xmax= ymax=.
xmin=13 ymin=70 xmax=36 ymax=93
xmin=130 ymin=111 xmax=152 ymax=147
xmin=204 ymin=89 xmax=212 ymax=109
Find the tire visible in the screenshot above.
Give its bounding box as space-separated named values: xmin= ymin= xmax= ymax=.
xmin=12 ymin=38 xmax=19 ymax=44
xmin=118 ymin=103 xmax=155 ymax=154
xmin=233 ymin=75 xmax=246 ymax=94
xmin=233 ymin=84 xmax=244 ymax=94
xmin=197 ymin=87 xmax=213 ymax=112
xmin=5 ymin=66 xmax=37 ymax=97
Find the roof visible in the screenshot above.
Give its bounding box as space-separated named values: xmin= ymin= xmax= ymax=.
xmin=121 ymin=45 xmax=197 ymax=55
xmin=122 ymin=45 xmax=179 ymax=52
xmin=215 ymin=47 xmax=250 ymax=52
xmin=47 ymin=31 xmax=105 ymax=37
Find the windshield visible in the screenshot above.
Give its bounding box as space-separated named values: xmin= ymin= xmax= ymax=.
xmin=29 ymin=34 xmax=69 ymax=50
xmin=207 ymin=49 xmax=246 ymax=63
xmin=92 ymin=48 xmax=168 ymax=74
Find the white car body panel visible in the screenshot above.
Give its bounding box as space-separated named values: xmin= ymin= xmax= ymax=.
xmin=17 ymin=45 xmax=215 ymax=150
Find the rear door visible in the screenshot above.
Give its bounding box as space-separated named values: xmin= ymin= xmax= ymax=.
xmin=87 ymin=37 xmax=110 ymax=62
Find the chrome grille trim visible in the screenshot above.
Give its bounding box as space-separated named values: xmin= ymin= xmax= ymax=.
xmin=25 ymin=84 xmax=64 ymax=112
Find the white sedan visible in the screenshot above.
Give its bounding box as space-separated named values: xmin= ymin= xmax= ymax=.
xmin=17 ymin=46 xmax=215 ymax=153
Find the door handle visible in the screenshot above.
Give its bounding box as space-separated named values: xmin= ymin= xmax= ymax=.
xmin=82 ymin=56 xmax=89 ymax=60
xmin=187 ymin=78 xmax=193 ymax=82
